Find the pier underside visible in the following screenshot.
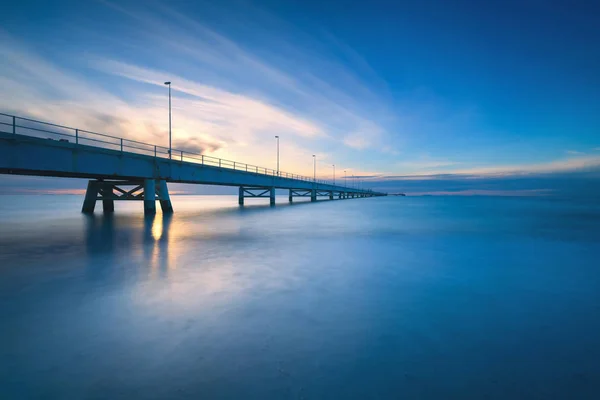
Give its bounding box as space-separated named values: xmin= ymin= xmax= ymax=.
xmin=80 ymin=182 xmax=377 ymax=213
xmin=81 ymin=179 xmax=173 ymax=214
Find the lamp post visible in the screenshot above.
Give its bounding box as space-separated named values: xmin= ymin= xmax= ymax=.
xmin=344 ymin=170 xmax=347 ymax=187
xmin=164 ymin=81 xmax=172 ymax=159
xmin=312 ymin=155 xmax=316 ymax=182
xmin=275 ymin=136 xmax=280 ymax=176
xmin=333 ymin=164 xmax=335 ymax=185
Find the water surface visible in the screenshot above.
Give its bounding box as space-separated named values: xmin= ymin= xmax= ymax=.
xmin=1 ymin=195 xmax=599 ymax=398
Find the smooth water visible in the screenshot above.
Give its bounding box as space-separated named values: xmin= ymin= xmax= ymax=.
xmin=1 ymin=195 xmax=599 ymax=399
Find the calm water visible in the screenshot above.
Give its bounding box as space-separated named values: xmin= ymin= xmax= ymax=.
xmin=1 ymin=194 xmax=600 ymax=399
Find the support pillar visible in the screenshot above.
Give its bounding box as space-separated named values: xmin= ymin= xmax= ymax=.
xmin=239 ymin=186 xmax=244 ymax=205
xmin=101 ymin=182 xmax=115 ymax=212
xmin=157 ymin=180 xmax=173 ymax=213
xmin=270 ymin=187 xmax=276 ymax=206
xmin=289 ymin=189 xmax=293 ymax=203
xmin=338 ymin=192 xmax=342 ymax=200
xmin=311 ymin=189 xmax=317 ymax=202
xmin=144 ymin=179 xmax=156 ymax=214
xmin=329 ymin=191 xmax=334 ymax=200
xmin=82 ymin=180 xmax=100 ymax=213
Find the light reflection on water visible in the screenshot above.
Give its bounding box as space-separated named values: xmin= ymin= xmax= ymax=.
xmin=1 ymin=194 xmax=600 ymax=398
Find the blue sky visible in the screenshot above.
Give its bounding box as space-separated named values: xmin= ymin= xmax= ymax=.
xmin=1 ymin=0 xmax=599 ymax=195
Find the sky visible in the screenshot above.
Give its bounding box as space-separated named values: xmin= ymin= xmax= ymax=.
xmin=1 ymin=0 xmax=599 ymax=196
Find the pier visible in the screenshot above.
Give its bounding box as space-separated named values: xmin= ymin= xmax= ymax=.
xmin=0 ymin=113 xmax=386 ymax=213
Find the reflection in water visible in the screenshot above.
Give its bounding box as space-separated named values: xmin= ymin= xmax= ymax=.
xmin=150 ymin=213 xmax=164 ymax=241
xmin=144 ymin=213 xmax=173 ymax=277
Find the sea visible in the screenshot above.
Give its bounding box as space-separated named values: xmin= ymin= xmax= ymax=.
xmin=1 ymin=194 xmax=599 ymax=399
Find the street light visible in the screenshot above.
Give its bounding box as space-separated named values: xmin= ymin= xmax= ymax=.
xmin=275 ymin=136 xmax=279 ymax=176
xmin=164 ymin=81 xmax=172 ymax=159
xmin=344 ymin=170 xmax=347 ymax=187
xmin=333 ymin=164 xmax=335 ymax=185
xmin=312 ymin=155 xmax=316 ymax=182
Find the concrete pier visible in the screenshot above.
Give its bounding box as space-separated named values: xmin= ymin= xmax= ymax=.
xmin=101 ymin=182 xmax=115 ymax=212
xmin=82 ymin=180 xmax=99 ymax=213
xmin=143 ymin=179 xmax=156 ymax=215
xmin=157 ymin=180 xmax=173 ymax=213
xmin=0 ymin=112 xmax=387 ymax=214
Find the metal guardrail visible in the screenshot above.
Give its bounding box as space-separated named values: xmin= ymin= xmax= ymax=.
xmin=0 ymin=112 xmax=373 ymax=192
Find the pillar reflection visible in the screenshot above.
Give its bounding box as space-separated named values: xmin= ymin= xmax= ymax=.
xmin=143 ymin=212 xmax=174 ymax=278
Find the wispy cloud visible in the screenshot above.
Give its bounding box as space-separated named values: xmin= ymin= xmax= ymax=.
xmin=395 ymin=154 xmax=460 ymax=173
xmin=381 ymin=154 xmax=600 ymax=178
xmin=405 ymin=189 xmax=553 ymax=197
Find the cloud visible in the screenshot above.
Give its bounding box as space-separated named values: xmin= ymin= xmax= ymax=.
xmin=90 ymin=3 xmax=398 ymax=155
xmin=365 ymin=168 xmax=600 ymax=197
xmin=395 ymin=155 xmax=460 ymax=172
xmin=405 ymin=189 xmax=553 ymax=197
xmin=94 ymin=60 xmax=323 ymax=140
xmin=382 ymin=154 xmax=600 ymax=178
xmin=173 ymin=137 xmax=222 ymax=154
xmin=343 ymin=132 xmax=371 ymax=150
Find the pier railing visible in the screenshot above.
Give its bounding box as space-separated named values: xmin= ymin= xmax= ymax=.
xmin=0 ymin=112 xmax=372 ymax=192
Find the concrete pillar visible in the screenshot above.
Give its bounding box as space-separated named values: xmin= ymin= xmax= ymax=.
xmin=270 ymin=187 xmax=276 ymax=206
xmin=144 ymin=179 xmax=156 ymax=214
xmin=102 ymin=182 xmax=115 ymax=212
xmin=311 ymin=189 xmax=317 ymax=202
xmin=289 ymin=189 xmax=293 ymax=203
xmin=82 ymin=180 xmax=99 ymax=213
xmin=338 ymin=192 xmax=342 ymax=200
xmin=238 ymin=187 xmax=244 ymax=205
xmin=157 ymin=180 xmax=173 ymax=213
xmin=329 ymin=191 xmax=334 ymax=200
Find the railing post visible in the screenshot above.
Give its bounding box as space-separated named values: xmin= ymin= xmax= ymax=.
xmin=120 ymin=138 xmax=123 ymax=152
xmin=154 ymin=146 xmax=156 ymax=157
xmin=12 ymin=116 xmax=16 ymax=134
xmin=246 ymin=165 xmax=248 ymax=172
xmin=219 ymin=159 xmax=221 ymax=167
xmin=201 ymin=155 xmax=204 ymax=164
xmin=75 ymin=129 xmax=79 ymax=144
xmin=181 ymin=150 xmax=183 ymax=161
xmin=233 ymin=162 xmax=236 ymax=170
